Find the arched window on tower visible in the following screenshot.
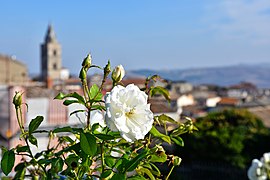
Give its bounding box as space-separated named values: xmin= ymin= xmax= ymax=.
xmin=53 ymin=63 xmax=57 ymax=70
xmin=53 ymin=50 xmax=57 ymax=56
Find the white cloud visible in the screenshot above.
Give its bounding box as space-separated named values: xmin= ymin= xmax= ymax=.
xmin=203 ymin=0 xmax=270 ymax=45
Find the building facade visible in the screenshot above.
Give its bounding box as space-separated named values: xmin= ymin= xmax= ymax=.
xmin=0 ymin=55 xmax=28 ymax=85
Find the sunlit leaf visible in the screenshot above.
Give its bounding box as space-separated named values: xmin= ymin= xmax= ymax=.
xmin=150 ymin=151 xmax=167 ymax=163
xmin=150 ymin=126 xmax=171 ymax=144
xmin=157 ymin=114 xmax=177 ymax=124
xmin=54 ymin=92 xmax=65 ymax=100
xmin=137 ymin=167 xmax=155 ymax=180
xmin=171 ymin=136 xmax=184 ymax=147
xmin=90 ymin=84 xmax=102 ymax=100
xmin=149 ymin=86 xmax=170 ymax=102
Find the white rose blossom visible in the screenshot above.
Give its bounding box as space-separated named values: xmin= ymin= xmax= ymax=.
xmin=248 ymin=159 xmax=267 ymax=180
xmin=105 ymin=84 xmax=154 ymax=142
xmin=261 ymin=152 xmax=270 ymax=164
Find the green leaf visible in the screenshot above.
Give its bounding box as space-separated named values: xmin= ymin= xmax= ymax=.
xmin=111 ymin=173 xmax=125 ymax=180
xmin=80 ymin=132 xmax=97 ymax=156
xmin=1 ymin=150 xmax=15 ymax=175
xmin=29 ymin=116 xmax=43 ymax=134
xmin=128 ymin=175 xmax=147 ymax=180
xmin=29 ymin=135 xmax=38 ymax=147
xmin=149 ymin=163 xmax=161 ymax=177
xmin=54 ymin=92 xmax=66 ymax=100
xmin=14 ymin=168 xmax=26 ymax=179
xmin=90 ymin=84 xmax=102 ymax=100
xmin=91 ymin=105 xmax=106 ymax=111
xmin=51 ymin=158 xmax=64 ymax=173
xmin=14 ymin=162 xmax=26 ymax=172
xmin=53 ymin=126 xmax=73 ymax=133
xmin=55 ymin=92 xmax=85 ymax=104
xmin=63 ymin=99 xmax=79 ymax=106
xmin=150 ymin=151 xmax=167 ymax=163
xmin=61 ymin=136 xmax=75 ymax=144
xmin=124 ymin=150 xmax=149 ymax=172
xmin=101 ymin=170 xmax=113 ymax=179
xmin=108 ymin=131 xmax=121 ymax=138
xmin=157 ymin=114 xmax=177 ymax=124
xmin=150 ymin=126 xmax=171 ymax=144
xmin=137 ymin=167 xmax=155 ymax=180
xmin=171 ymin=136 xmax=184 ymax=147
xmin=16 ymin=145 xmax=30 ymax=153
xmin=70 ymin=109 xmax=86 ymax=117
xmin=149 ymin=86 xmax=170 ymax=102
xmin=69 ymin=92 xmax=85 ymax=104
xmin=105 ymin=156 xmax=116 ymax=168
xmin=95 ymin=134 xmax=115 ymax=141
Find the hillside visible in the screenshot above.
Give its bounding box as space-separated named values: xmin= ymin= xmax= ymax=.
xmin=130 ymin=64 xmax=270 ymax=88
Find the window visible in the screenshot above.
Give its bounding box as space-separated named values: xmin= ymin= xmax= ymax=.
xmin=53 ymin=50 xmax=57 ymax=56
xmin=53 ymin=63 xmax=57 ymax=70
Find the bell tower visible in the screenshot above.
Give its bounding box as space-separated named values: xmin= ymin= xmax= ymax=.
xmin=40 ymin=24 xmax=62 ymax=83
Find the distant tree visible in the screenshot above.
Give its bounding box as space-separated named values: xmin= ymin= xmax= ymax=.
xmin=178 ymin=108 xmax=270 ymax=169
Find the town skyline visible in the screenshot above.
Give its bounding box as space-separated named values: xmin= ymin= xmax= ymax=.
xmin=1 ymin=0 xmax=270 ymax=74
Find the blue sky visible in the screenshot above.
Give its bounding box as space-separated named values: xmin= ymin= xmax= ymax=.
xmin=1 ymin=0 xmax=270 ymax=74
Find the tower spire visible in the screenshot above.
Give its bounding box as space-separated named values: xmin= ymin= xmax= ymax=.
xmin=45 ymin=24 xmax=57 ymax=43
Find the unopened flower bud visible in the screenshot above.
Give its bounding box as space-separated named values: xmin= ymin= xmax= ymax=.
xmin=112 ymin=65 xmax=125 ymax=83
xmin=13 ymin=91 xmax=23 ymax=107
xmin=172 ymin=156 xmax=182 ymax=166
xmin=79 ymin=68 xmax=87 ymax=81
xmin=104 ymin=60 xmax=111 ymax=75
xmin=82 ymin=54 xmax=92 ymax=70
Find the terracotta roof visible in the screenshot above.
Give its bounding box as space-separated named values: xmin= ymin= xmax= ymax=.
xmin=149 ymin=99 xmax=176 ymax=113
xmin=218 ymin=97 xmax=239 ymax=106
xmin=122 ymin=78 xmax=146 ymax=86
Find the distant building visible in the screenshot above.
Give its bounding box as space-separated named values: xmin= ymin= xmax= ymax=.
xmin=0 ymin=54 xmax=28 ymax=85
xmin=168 ymin=81 xmax=193 ymax=95
xmin=40 ymin=24 xmax=63 ymax=84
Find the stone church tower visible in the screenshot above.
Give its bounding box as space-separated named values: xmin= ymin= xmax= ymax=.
xmin=40 ymin=24 xmax=62 ymax=83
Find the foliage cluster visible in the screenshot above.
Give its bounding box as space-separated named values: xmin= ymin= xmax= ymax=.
xmin=178 ymin=108 xmax=270 ymax=169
